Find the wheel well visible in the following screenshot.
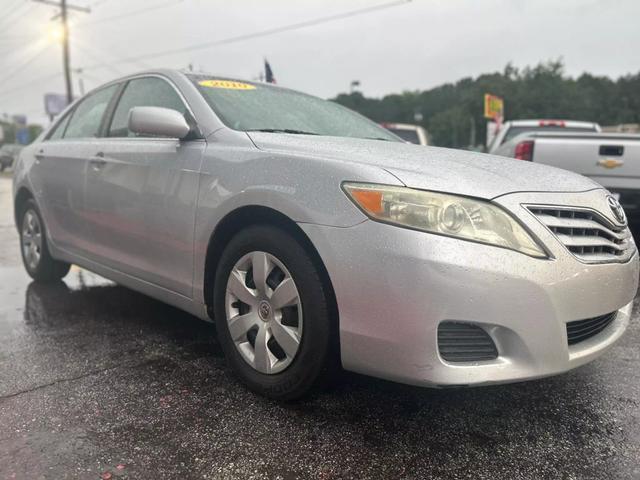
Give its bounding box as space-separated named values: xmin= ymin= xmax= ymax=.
xmin=203 ymin=206 xmax=339 ymax=334
xmin=14 ymin=187 xmax=34 ymax=227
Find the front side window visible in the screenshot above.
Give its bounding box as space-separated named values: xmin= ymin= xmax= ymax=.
xmin=188 ymin=75 xmax=399 ymax=142
xmin=64 ymin=84 xmax=118 ymax=139
xmin=109 ymin=77 xmax=187 ymax=137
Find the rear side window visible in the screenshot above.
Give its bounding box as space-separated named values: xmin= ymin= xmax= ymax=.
xmin=388 ymin=128 xmax=420 ymax=144
xmin=64 ymin=84 xmax=118 ymax=139
xmin=108 ymin=77 xmax=187 ymax=137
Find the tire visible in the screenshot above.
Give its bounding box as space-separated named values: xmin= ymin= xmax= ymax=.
xmin=19 ymin=199 xmax=71 ymax=282
xmin=213 ymin=225 xmax=336 ymax=400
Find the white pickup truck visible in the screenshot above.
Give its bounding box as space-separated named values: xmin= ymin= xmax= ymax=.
xmin=493 ymin=131 xmax=640 ymax=220
xmin=487 ymin=119 xmax=601 ymax=154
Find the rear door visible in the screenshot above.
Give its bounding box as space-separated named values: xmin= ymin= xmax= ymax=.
xmin=84 ymin=75 xmax=205 ymax=297
xmin=33 ymin=84 xmax=119 ymax=256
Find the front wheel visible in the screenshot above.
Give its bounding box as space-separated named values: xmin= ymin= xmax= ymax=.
xmin=213 ymin=225 xmax=336 ymax=400
xmin=19 ymin=199 xmax=71 ymax=282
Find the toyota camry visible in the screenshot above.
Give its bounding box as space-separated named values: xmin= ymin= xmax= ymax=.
xmin=13 ymin=69 xmax=638 ymax=399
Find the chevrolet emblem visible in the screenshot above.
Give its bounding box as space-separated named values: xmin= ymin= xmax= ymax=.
xmin=598 ymin=158 xmax=624 ymax=169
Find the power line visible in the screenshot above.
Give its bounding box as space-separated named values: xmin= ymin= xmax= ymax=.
xmin=0 ymin=72 xmax=62 ymax=100
xmin=0 ymin=0 xmax=413 ymax=99
xmin=74 ymin=0 xmax=184 ymax=28
xmin=83 ymin=0 xmax=412 ymax=70
xmin=0 ymin=0 xmax=28 ymax=23
xmin=72 ymin=41 xmax=129 ymax=75
xmin=0 ymin=1 xmax=33 ymax=34
xmin=0 ymin=42 xmax=51 ymax=86
xmin=0 ymin=0 xmax=25 ymax=19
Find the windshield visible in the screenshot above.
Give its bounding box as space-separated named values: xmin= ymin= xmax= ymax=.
xmin=189 ymin=76 xmax=400 ymax=142
xmin=503 ymin=125 xmax=597 ymax=144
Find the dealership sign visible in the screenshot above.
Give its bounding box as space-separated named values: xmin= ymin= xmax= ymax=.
xmin=484 ymin=94 xmax=504 ymax=121
xmin=44 ymin=93 xmax=69 ymax=117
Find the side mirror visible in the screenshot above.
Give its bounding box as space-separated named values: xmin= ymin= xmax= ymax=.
xmin=128 ymin=106 xmax=191 ymax=139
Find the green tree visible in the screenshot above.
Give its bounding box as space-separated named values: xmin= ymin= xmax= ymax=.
xmin=332 ymin=60 xmax=639 ymax=148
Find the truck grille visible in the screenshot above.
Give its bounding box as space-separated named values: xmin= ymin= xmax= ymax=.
xmin=438 ymin=322 xmax=498 ymax=362
xmin=566 ymin=312 xmax=617 ymax=346
xmin=528 ymin=207 xmax=634 ymax=263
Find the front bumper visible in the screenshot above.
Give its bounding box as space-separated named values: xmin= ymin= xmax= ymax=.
xmin=300 ymin=190 xmax=639 ymax=387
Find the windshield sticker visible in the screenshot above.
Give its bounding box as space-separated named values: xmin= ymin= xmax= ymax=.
xmin=198 ymin=80 xmax=256 ymax=90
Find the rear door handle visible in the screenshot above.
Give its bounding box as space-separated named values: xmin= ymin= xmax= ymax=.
xmin=34 ymin=149 xmax=45 ymax=164
xmin=89 ymin=152 xmax=106 ymax=171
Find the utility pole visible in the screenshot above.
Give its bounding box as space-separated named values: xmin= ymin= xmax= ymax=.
xmin=32 ymin=0 xmax=90 ymax=104
xmin=60 ymin=0 xmax=72 ymax=103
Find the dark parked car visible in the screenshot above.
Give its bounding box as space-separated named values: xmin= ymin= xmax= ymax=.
xmin=0 ymin=144 xmax=23 ymax=171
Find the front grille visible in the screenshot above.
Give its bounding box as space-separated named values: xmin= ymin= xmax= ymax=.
xmin=528 ymin=207 xmax=633 ymax=263
xmin=566 ymin=312 xmax=617 ymax=346
xmin=438 ymin=322 xmax=498 ymax=362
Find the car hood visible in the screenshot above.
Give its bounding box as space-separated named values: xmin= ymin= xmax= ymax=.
xmin=247 ymin=133 xmax=601 ymax=199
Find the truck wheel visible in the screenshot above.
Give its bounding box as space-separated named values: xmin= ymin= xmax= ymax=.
xmin=213 ymin=225 xmax=335 ymax=400
xmin=19 ymin=199 xmax=71 ymax=282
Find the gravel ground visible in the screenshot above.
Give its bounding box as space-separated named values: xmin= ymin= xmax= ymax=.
xmin=1 ymin=174 xmax=639 ymax=480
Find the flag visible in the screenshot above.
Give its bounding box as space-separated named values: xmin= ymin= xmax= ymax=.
xmin=264 ymin=59 xmax=276 ymax=84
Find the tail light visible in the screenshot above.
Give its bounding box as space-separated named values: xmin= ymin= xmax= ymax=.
xmin=514 ymin=140 xmax=534 ymax=161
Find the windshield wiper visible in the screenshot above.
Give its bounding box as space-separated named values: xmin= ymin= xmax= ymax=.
xmin=246 ymin=128 xmax=320 ymax=136
xmin=363 ymin=137 xmax=393 ymax=142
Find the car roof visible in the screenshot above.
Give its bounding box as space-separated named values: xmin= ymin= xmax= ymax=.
xmin=381 ymin=123 xmax=423 ymax=131
xmin=511 ymin=131 xmax=640 ymax=141
xmin=505 ymin=119 xmax=598 ymax=128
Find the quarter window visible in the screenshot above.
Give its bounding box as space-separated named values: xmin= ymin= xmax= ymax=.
xmin=108 ymin=77 xmax=187 ymax=137
xmin=48 ymin=113 xmax=72 ymax=140
xmin=64 ymin=84 xmax=118 ymax=139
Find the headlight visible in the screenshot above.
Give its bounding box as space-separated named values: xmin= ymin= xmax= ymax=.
xmin=343 ymin=182 xmax=547 ymax=258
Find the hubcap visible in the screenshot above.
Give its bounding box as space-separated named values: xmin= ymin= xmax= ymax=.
xmin=225 ymin=251 xmax=303 ymax=375
xmin=21 ymin=210 xmax=42 ymax=272
xmin=258 ymin=300 xmax=272 ymax=321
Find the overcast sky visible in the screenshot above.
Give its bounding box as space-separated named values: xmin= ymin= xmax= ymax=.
xmin=1 ymin=0 xmax=639 ymax=125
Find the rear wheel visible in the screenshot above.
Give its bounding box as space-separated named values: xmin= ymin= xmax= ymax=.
xmin=19 ymin=199 xmax=71 ymax=282
xmin=213 ymin=225 xmax=335 ymax=400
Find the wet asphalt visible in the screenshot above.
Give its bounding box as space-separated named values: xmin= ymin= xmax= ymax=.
xmin=1 ymin=172 xmax=639 ymax=480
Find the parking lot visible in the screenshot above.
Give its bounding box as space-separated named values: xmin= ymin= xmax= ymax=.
xmin=1 ymin=172 xmax=639 ymax=480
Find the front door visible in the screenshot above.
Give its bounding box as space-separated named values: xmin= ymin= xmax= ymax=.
xmin=83 ymin=76 xmax=205 ymax=297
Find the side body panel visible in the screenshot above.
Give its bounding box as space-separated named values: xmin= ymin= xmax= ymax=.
xmin=83 ymin=138 xmax=205 ymax=297
xmin=27 ymin=140 xmax=92 ymax=255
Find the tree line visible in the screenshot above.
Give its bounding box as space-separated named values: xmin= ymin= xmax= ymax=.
xmin=333 ymin=60 xmax=640 ymax=148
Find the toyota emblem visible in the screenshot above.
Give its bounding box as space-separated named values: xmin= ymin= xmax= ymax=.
xmin=607 ymin=195 xmax=626 ymax=225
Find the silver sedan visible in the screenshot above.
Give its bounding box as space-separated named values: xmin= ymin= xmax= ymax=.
xmin=13 ymin=70 xmax=639 ymax=399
